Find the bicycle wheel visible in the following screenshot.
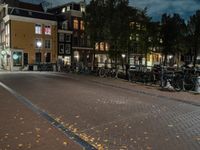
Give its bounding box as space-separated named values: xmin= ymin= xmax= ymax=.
xmin=184 ymin=78 xmax=195 ymax=91
xmin=173 ymin=79 xmax=183 ymax=92
xmin=99 ymin=68 xmax=105 ymax=77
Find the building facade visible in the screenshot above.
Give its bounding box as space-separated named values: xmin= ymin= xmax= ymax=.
xmin=48 ymin=2 xmax=93 ymax=68
xmin=0 ymin=0 xmax=57 ymax=71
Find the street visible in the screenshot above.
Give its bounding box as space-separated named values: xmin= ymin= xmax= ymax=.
xmin=0 ymin=72 xmax=200 ymax=150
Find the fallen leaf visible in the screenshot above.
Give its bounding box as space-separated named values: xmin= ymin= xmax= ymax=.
xmin=63 ymin=141 xmax=67 ymax=146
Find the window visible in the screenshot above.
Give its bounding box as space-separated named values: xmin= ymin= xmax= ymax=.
xmin=67 ymin=6 xmax=70 ymax=11
xmin=80 ymin=21 xmax=84 ymax=30
xmin=100 ymin=42 xmax=104 ymax=51
xmin=59 ymin=44 xmax=64 ymax=54
xmin=62 ymin=21 xmax=68 ymax=30
xmin=62 ymin=7 xmax=66 ymax=13
xmin=59 ymin=34 xmax=64 ymax=42
xmin=105 ymin=43 xmax=109 ymax=51
xmin=73 ymin=19 xmax=79 ymax=30
xmin=44 ymin=39 xmax=51 ymax=49
xmin=45 ymin=53 xmax=51 ymax=63
xmin=95 ymin=43 xmax=99 ymax=50
xmin=73 ymin=37 xmax=78 ymax=46
xmin=65 ymin=44 xmax=71 ymax=54
xmin=35 ymin=38 xmax=42 ymax=49
xmin=66 ymin=34 xmax=71 ymax=42
xmin=80 ymin=6 xmax=85 ymax=12
xmin=80 ymin=34 xmax=84 ymax=46
xmin=13 ymin=52 xmax=22 ymax=66
xmin=24 ymin=53 xmax=28 ymax=65
xmin=44 ymin=25 xmax=51 ymax=35
xmin=35 ymin=52 xmax=41 ymax=63
xmin=35 ymin=24 xmax=42 ymax=34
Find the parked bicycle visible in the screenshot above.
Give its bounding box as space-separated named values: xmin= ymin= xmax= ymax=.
xmin=99 ymin=67 xmax=118 ymax=78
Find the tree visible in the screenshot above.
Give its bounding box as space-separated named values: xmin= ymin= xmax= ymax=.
xmin=105 ymin=0 xmax=132 ymax=68
xmin=187 ymin=10 xmax=200 ymax=66
xmin=84 ymin=0 xmax=106 ymax=68
xmin=160 ymin=13 xmax=187 ymax=66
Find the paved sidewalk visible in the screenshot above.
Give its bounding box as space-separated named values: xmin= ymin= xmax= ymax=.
xmin=0 ymin=86 xmax=82 ymax=150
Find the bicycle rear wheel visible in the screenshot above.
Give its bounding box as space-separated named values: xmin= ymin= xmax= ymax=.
xmin=99 ymin=68 xmax=106 ymax=77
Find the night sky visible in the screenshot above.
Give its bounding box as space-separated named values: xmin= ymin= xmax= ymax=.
xmin=21 ymin=0 xmax=200 ymax=21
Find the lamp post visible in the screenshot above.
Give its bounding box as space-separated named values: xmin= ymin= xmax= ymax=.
xmin=36 ymin=41 xmax=42 ymax=64
xmin=121 ymin=54 xmax=126 ymax=73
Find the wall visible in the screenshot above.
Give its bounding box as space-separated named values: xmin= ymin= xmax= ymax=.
xmin=10 ymin=20 xmax=57 ymax=64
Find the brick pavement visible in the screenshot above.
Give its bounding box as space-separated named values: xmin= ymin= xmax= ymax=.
xmin=0 ymin=86 xmax=82 ymax=150
xmin=1 ymin=72 xmax=200 ymax=150
xmin=57 ymin=72 xmax=200 ymax=106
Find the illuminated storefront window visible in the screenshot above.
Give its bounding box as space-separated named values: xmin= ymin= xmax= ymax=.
xmin=13 ymin=51 xmax=22 ymax=66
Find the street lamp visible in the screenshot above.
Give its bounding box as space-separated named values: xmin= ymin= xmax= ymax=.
xmin=121 ymin=54 xmax=126 ymax=72
xmin=36 ymin=41 xmax=42 ymax=64
xmin=121 ymin=54 xmax=126 ymax=59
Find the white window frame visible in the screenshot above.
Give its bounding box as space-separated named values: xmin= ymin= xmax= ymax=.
xmin=35 ymin=24 xmax=42 ymax=34
xmin=44 ymin=39 xmax=51 ymax=49
xmin=59 ymin=33 xmax=64 ymax=42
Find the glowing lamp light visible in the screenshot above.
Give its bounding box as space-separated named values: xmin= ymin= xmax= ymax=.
xmin=121 ymin=54 xmax=126 ymax=58
xmin=1 ymin=50 xmax=6 ymax=55
xmin=13 ymin=54 xmax=19 ymax=60
xmin=36 ymin=41 xmax=42 ymax=48
xmin=169 ymin=55 xmax=173 ymax=59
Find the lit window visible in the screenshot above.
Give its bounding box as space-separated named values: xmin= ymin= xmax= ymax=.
xmin=35 ymin=24 xmax=42 ymax=34
xmin=44 ymin=39 xmax=51 ymax=49
xmin=59 ymin=44 xmax=64 ymax=54
xmin=67 ymin=6 xmax=70 ymax=11
xmin=44 ymin=25 xmax=51 ymax=35
xmin=80 ymin=6 xmax=85 ymax=12
xmin=105 ymin=43 xmax=109 ymax=51
xmin=73 ymin=19 xmax=79 ymax=30
xmin=95 ymin=43 xmax=99 ymax=50
xmin=80 ymin=21 xmax=84 ymax=30
xmin=100 ymin=42 xmax=104 ymax=51
xmin=65 ymin=44 xmax=71 ymax=54
xmin=59 ymin=34 xmax=64 ymax=42
xmin=62 ymin=7 xmax=66 ymax=13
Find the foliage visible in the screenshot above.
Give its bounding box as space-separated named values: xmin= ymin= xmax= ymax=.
xmin=187 ymin=10 xmax=200 ymax=66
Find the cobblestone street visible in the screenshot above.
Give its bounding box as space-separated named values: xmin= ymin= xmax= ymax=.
xmin=0 ymin=72 xmax=200 ymax=150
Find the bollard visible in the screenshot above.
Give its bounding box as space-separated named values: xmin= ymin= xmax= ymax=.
xmin=33 ymin=65 xmax=38 ymax=71
xmin=195 ymin=76 xmax=200 ymax=93
xmin=53 ymin=64 xmax=56 ymax=72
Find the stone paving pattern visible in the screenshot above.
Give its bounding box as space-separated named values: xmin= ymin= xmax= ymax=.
xmin=0 ymin=72 xmax=200 ymax=150
xmin=0 ymin=86 xmax=82 ymax=150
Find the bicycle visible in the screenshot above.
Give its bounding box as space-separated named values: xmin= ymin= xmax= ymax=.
xmin=162 ymin=71 xmax=182 ymax=91
xmin=99 ymin=68 xmax=117 ymax=78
